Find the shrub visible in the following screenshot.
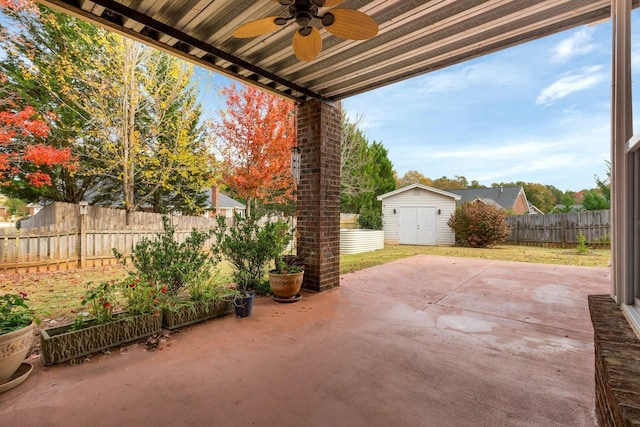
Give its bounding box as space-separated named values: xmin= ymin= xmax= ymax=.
xmin=358 ymin=208 xmax=383 ymax=230
xmin=576 ymin=231 xmax=589 ymax=253
xmin=213 ymin=214 xmax=288 ymax=293
xmin=114 ymin=216 xmax=219 ymax=296
xmin=447 ymin=201 xmax=511 ymax=248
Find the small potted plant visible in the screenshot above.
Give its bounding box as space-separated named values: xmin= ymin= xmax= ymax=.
xmin=0 ymin=292 xmax=35 ymax=388
xmin=268 ymin=223 xmax=305 ymax=301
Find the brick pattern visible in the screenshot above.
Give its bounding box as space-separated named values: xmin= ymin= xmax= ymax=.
xmin=296 ymin=100 xmax=341 ymax=292
xmin=589 ymin=295 xmax=640 ymax=426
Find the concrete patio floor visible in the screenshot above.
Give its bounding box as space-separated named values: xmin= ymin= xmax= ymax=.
xmin=0 ymin=255 xmax=609 ymax=426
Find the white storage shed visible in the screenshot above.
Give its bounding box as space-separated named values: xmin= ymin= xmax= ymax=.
xmin=377 ymin=184 xmax=461 ymax=246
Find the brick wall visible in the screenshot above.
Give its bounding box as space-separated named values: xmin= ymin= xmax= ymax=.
xmin=589 ymin=295 xmax=640 ymax=426
xmin=296 ymin=99 xmax=341 ymax=292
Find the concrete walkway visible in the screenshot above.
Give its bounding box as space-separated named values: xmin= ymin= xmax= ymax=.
xmin=0 ymin=256 xmax=609 ymax=426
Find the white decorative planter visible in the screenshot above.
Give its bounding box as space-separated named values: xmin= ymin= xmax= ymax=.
xmin=0 ymin=323 xmax=33 ymax=383
xmin=340 ymin=229 xmax=384 ymax=254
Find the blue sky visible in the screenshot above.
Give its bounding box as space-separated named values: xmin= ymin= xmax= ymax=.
xmin=197 ymin=13 xmax=640 ymax=192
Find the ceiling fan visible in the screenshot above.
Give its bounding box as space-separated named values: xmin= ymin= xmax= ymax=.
xmin=233 ymin=0 xmax=379 ymax=62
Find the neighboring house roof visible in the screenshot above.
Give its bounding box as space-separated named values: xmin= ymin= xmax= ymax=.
xmin=377 ymin=183 xmax=461 ymax=201
xmin=447 ymin=187 xmax=528 ymax=212
xmin=206 ymin=191 xmax=245 ymax=210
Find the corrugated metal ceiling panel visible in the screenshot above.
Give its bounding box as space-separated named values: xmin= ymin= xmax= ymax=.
xmin=39 ymin=0 xmax=638 ymax=102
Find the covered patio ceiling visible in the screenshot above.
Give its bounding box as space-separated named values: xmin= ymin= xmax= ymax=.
xmin=39 ymin=0 xmax=640 ymax=103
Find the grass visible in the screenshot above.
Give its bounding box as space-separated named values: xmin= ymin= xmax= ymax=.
xmin=1 ymin=244 xmax=609 ymax=320
xmin=340 ymin=244 xmax=610 ymax=273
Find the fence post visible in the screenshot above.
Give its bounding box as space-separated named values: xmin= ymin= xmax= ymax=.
xmin=561 ymin=215 xmax=567 ymax=248
xmin=78 ymin=202 xmax=88 ymax=268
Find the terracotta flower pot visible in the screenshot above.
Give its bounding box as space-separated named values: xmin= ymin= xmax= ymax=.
xmin=269 ymin=271 xmax=304 ymax=299
xmin=0 ymin=323 xmax=34 ymax=384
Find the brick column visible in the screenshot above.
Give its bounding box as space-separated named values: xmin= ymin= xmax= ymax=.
xmin=296 ymin=99 xmax=341 ymax=292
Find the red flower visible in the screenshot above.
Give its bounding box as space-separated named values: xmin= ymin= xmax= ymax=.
xmin=103 ymin=302 xmax=110 ymax=308
xmin=129 ymin=283 xmax=135 ymax=288
xmin=19 ymin=292 xmax=27 ymax=298
xmin=154 ymin=299 xmax=159 ymax=304
xmin=161 ymin=285 xmax=167 ymax=294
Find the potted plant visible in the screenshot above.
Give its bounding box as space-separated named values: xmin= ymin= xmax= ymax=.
xmin=39 ymin=279 xmax=163 ymax=366
xmin=0 ymin=293 xmax=35 ymax=390
xmin=268 ymin=222 xmax=305 ymax=302
xmin=213 ymin=214 xmax=290 ymax=316
xmin=116 ymin=217 xmax=233 ymax=330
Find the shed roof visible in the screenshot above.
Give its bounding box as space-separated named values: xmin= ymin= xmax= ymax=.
xmin=377 ymin=183 xmax=461 ymax=201
xmin=38 ymin=0 xmax=637 ymax=103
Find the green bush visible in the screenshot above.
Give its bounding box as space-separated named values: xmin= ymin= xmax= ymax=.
xmin=358 ymin=208 xmax=383 ymax=230
xmin=447 ymin=202 xmax=511 ymax=248
xmin=576 ymin=231 xmax=589 ymax=253
xmin=114 ymin=216 xmax=218 ymax=296
xmin=213 ymin=214 xmax=288 ymax=293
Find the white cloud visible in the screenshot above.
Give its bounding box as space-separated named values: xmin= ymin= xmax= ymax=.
xmin=418 ymin=61 xmax=525 ymax=93
xmin=535 ymin=66 xmax=605 ymax=105
xmin=551 ymin=27 xmax=597 ymax=62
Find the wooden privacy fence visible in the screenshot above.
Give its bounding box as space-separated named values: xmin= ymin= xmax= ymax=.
xmin=1 ymin=202 xmax=221 ymax=274
xmin=506 ymin=209 xmax=610 ymax=248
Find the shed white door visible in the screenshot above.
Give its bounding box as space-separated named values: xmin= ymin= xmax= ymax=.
xmin=398 ymin=207 xmax=437 ymax=245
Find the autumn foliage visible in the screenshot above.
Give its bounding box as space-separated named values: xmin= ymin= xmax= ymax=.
xmin=447 ymin=201 xmax=511 ymax=248
xmin=0 ymin=0 xmax=75 ymax=187
xmin=210 ymin=83 xmax=295 ymax=214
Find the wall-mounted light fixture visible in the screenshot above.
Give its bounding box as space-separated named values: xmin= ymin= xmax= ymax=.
xmin=437 ymin=209 xmax=441 ymax=215
xmin=393 ymin=208 xmax=397 ymax=214
xmin=291 ymin=146 xmax=301 ymax=186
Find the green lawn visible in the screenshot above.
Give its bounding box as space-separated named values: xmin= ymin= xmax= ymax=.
xmin=1 ymin=244 xmax=609 ymax=320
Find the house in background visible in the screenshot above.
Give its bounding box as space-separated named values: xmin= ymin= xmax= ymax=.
xmin=377 ymin=184 xmax=461 ymax=246
xmin=27 ymin=203 xmax=43 ymax=217
xmin=447 ymin=186 xmax=531 ymax=215
xmin=204 ymin=187 xmax=246 ymax=219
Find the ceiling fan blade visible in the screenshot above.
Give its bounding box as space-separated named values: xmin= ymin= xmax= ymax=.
xmin=323 ymin=9 xmax=378 ymax=40
xmin=323 ymin=0 xmax=344 ymax=6
xmin=293 ymin=27 xmax=322 ymax=61
xmin=233 ymin=16 xmax=284 ymax=38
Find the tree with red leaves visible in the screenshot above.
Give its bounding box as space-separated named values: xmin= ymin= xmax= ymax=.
xmin=0 ymin=0 xmax=75 ymax=188
xmin=209 ymin=83 xmax=296 ymax=216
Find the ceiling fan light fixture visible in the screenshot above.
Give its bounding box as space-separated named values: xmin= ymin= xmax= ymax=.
xmin=295 ymin=10 xmax=313 ymax=27
xmin=237 ymin=0 xmax=376 ymax=61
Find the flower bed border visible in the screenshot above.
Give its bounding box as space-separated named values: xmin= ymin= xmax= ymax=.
xmin=162 ymin=297 xmax=233 ymax=330
xmin=40 ymin=313 xmax=162 ymax=366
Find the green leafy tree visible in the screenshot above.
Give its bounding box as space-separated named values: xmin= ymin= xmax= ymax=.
xmin=581 ymin=189 xmax=609 ymax=210
xmin=0 ymin=7 xmax=211 ymax=214
xmin=340 ymin=113 xmax=394 ymax=213
xmin=594 ymin=160 xmax=611 ymax=204
xmin=447 ymin=201 xmax=511 ymax=248
xmin=553 ymin=192 xmax=577 ymax=213
xmin=0 ymin=6 xmax=109 ymax=202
